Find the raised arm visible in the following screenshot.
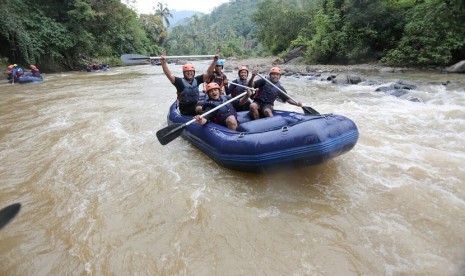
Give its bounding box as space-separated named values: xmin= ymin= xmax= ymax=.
xmin=160 ymin=50 xmax=175 ymax=84
xmin=202 ymin=50 xmax=219 ymax=80
xmin=248 ymin=69 xmax=258 ymax=87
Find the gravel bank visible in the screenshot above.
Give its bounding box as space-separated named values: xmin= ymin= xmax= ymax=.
xmin=224 ymin=57 xmax=409 ymax=76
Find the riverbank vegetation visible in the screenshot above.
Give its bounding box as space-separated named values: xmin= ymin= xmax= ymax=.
xmin=1 ymin=0 xmax=464 ymax=71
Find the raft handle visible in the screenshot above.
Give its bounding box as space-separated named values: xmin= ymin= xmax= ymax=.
xmin=281 ymin=126 xmax=289 ymax=134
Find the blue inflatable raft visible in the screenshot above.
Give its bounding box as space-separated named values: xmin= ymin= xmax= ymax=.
xmin=9 ymin=75 xmax=43 ymax=84
xmin=165 ymin=101 xmax=359 ymax=173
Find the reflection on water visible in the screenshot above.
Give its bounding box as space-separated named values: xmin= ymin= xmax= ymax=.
xmin=1 ymin=63 xmax=464 ymax=275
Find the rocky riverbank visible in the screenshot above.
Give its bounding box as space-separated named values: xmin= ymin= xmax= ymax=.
xmin=223 ymin=56 xmax=411 ymax=76
xmin=220 ymin=56 xmax=463 ymax=102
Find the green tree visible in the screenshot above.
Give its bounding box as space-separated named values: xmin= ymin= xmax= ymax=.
xmin=139 ymin=13 xmax=167 ymax=44
xmin=253 ymin=0 xmax=311 ymax=54
xmin=303 ymin=0 xmax=348 ymax=63
xmin=0 ymin=0 xmax=73 ymax=65
xmin=382 ymin=0 xmax=465 ymax=65
xmin=163 ymin=0 xmax=266 ymax=57
xmin=154 ymin=2 xmax=173 ymax=28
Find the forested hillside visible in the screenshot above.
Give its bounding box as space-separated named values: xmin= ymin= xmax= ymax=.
xmin=0 ymin=0 xmax=165 ymax=71
xmin=1 ymin=0 xmax=464 ymax=72
xmin=170 ymin=0 xmax=465 ymax=66
xmin=163 ymin=0 xmax=266 ymax=58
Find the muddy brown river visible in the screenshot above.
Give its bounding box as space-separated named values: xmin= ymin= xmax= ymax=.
xmin=1 ymin=61 xmax=464 ymax=275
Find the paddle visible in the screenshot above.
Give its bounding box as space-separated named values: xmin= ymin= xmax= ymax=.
xmin=156 ymin=91 xmax=249 ymax=145
xmin=0 ymin=203 xmax=21 ymax=230
xmin=121 ymin=54 xmax=215 ymax=64
xmin=228 ymin=81 xmax=256 ymax=92
xmin=256 ymin=73 xmax=320 ymax=115
xmin=228 ymin=81 xmax=258 ymax=98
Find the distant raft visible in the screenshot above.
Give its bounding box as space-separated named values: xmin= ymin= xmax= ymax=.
xmin=86 ymin=64 xmax=110 ymax=72
xmin=165 ymin=101 xmax=359 ymax=173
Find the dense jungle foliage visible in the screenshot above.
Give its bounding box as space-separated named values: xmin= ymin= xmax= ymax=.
xmin=1 ymin=0 xmax=464 ymax=71
xmin=0 ymin=0 xmax=164 ymax=71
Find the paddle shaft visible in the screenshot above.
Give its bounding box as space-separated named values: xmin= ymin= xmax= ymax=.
xmin=256 ymin=73 xmax=320 ymax=115
xmin=185 ymin=91 xmax=248 ymax=126
xmin=121 ymin=54 xmax=215 ymax=61
xmin=228 ymin=81 xmax=256 ymax=92
xmin=155 ymin=90 xmax=249 ymax=145
xmin=155 ymin=55 xmax=214 ymax=60
xmin=256 ymin=73 xmax=299 ymax=104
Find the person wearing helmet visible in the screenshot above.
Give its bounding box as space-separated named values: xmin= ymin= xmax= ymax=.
xmin=205 ymin=59 xmax=229 ymax=95
xmin=194 ymin=82 xmax=251 ymax=131
xmin=161 ymin=50 xmax=219 ymax=115
xmin=5 ymin=65 xmax=14 ymax=80
xmin=247 ymin=67 xmax=302 ymax=120
xmin=227 ymin=66 xmax=252 ymax=112
xmin=29 ymin=64 xmax=42 ymax=78
xmin=9 ymin=64 xmax=25 ymax=83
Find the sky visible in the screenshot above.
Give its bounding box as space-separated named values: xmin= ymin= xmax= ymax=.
xmin=130 ymin=0 xmax=231 ymax=14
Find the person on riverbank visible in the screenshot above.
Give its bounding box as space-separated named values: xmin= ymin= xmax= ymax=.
xmin=248 ymin=67 xmax=302 ymax=120
xmin=194 ymin=82 xmax=251 ymax=130
xmin=228 ymin=66 xmax=252 ymax=112
xmin=205 ymin=60 xmax=229 ymax=95
xmin=161 ymin=50 xmax=218 ymax=115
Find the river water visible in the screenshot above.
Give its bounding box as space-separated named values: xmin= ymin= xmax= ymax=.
xmin=1 ymin=61 xmax=464 ymax=275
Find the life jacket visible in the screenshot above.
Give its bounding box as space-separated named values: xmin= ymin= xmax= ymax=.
xmin=254 ymin=79 xmax=283 ymax=105
xmin=15 ymin=67 xmax=24 ymax=78
xmin=208 ymin=72 xmax=227 ymax=90
xmin=203 ymin=95 xmax=237 ymax=125
xmin=179 ymin=78 xmax=199 ymax=105
xmin=230 ymin=79 xmax=249 ymax=97
xmin=31 ymin=68 xmax=41 ymax=77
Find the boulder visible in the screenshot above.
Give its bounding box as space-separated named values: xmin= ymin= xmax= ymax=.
xmin=379 ymin=67 xmax=405 ymax=73
xmin=446 ymin=60 xmax=465 ymax=73
xmin=284 ymin=46 xmax=306 ymax=63
xmin=332 ymin=74 xmax=363 ymax=84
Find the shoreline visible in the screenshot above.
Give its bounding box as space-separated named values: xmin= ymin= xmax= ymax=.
xmin=223 ymin=57 xmax=445 ymax=76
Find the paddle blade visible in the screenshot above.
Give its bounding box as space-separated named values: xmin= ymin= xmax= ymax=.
xmin=0 ymin=203 xmax=21 ymax=230
xmin=156 ymin=123 xmax=187 ymax=145
xmin=120 ymin=54 xmax=150 ymax=64
xmin=302 ymin=106 xmax=320 ymax=115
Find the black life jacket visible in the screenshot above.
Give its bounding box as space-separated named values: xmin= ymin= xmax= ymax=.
xmin=179 ymin=78 xmax=199 ymax=104
xmin=31 ymin=68 xmax=41 ymax=77
xmin=254 ymin=79 xmax=283 ymax=105
xmin=208 ymin=72 xmax=227 ymax=90
xmin=230 ymin=79 xmax=249 ymax=97
xmin=203 ymin=95 xmax=237 ymax=125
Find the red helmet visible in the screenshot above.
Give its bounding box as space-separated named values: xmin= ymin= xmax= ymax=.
xmin=269 ymin=67 xmax=282 ymax=75
xmin=238 ymin=66 xmax=248 ymax=76
xmin=8 ymin=65 xmax=14 ymax=69
xmin=182 ymin=63 xmax=195 ymax=72
xmin=206 ymin=82 xmax=220 ymax=93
